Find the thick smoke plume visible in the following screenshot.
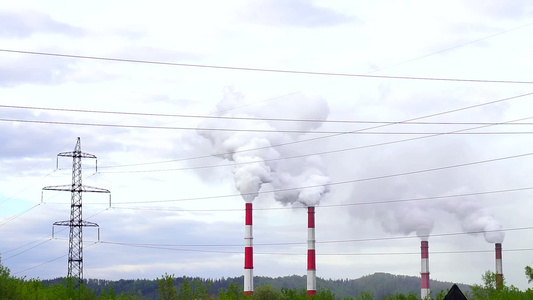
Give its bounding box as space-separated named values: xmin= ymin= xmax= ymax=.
xmin=442 ymin=190 xmax=505 ymax=243
xmin=348 ymin=137 xmax=504 ymax=243
xmin=272 ymin=155 xmax=330 ymax=207
xmin=198 ymin=88 xmax=331 ymax=205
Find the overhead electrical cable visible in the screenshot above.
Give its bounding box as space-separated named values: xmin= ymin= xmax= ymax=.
xmin=98 ymin=116 xmax=533 ymax=174
xmin=1 ymin=48 xmax=532 ymax=84
xmin=4 ymin=104 xmax=533 ymax=127
xmin=100 ymin=186 xmax=533 ymax=211
xmin=94 ymin=152 xmax=533 ymax=205
xmin=94 ymin=241 xmax=533 ymax=256
xmin=0 ymin=203 xmax=42 ymax=227
xmin=12 ymin=242 xmax=98 ymax=276
xmin=95 ymin=91 xmax=533 ymax=169
xmin=3 ymin=239 xmax=53 ymax=261
xmin=367 ymin=20 xmax=533 ymax=74
xmin=4 ymin=116 xmax=533 ymax=135
xmin=12 ymin=253 xmax=67 ymax=275
xmin=1 ymin=173 xmax=99 ymax=229
xmin=0 ymin=170 xmax=56 ymax=206
xmin=84 ymin=226 xmax=533 ymax=248
xmin=2 ymin=234 xmax=53 ymax=255
xmin=1 ymin=208 xmax=107 ymax=264
xmin=12 ymin=226 xmax=533 ymax=274
xmin=2 ymin=93 xmax=532 ymax=173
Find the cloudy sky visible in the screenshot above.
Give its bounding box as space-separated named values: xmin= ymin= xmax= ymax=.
xmin=1 ymin=0 xmax=533 ymax=293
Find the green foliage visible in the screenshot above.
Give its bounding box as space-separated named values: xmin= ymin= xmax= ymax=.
xmin=470 ymin=270 xmax=502 ymax=299
xmin=355 ymin=290 xmax=374 ymax=300
xmin=177 ymin=277 xmax=192 ymax=300
xmin=468 ymin=270 xmax=533 ymax=300
xmin=157 ymin=273 xmax=177 ymax=300
xmin=313 ymin=289 xmax=338 ymax=300
xmin=526 ymin=264 xmax=533 ymax=284
xmin=218 ymin=282 xmax=245 ymax=300
xmin=7 ymin=267 xmax=533 ymax=300
xmin=280 ymin=287 xmax=306 ymax=300
xmin=433 ymin=289 xmax=447 ymax=300
xmin=253 ymin=284 xmax=287 ymax=299
xmin=380 ymin=292 xmax=418 ymax=300
xmin=0 ymin=264 xmax=143 ymax=300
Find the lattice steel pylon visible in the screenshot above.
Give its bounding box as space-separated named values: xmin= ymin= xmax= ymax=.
xmin=43 ymin=137 xmax=110 ymax=286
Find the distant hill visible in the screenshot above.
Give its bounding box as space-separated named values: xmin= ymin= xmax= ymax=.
xmin=254 ymin=273 xmax=471 ymax=299
xmin=43 ymin=272 xmax=471 ymax=299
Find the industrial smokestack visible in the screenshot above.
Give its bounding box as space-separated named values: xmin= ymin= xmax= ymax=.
xmin=420 ymin=240 xmax=430 ymax=299
xmin=244 ymin=203 xmax=253 ymax=295
xmin=307 ymin=206 xmax=316 ymax=296
xmin=495 ymin=243 xmax=503 ymax=289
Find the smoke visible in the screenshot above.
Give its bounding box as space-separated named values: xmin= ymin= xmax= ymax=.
xmin=441 ymin=190 xmax=505 ymax=243
xmin=272 ymin=155 xmax=331 ymax=207
xmin=198 ymin=88 xmax=330 ymax=205
xmin=347 ymin=137 xmax=504 ymax=243
xmin=378 ymin=204 xmax=434 ymax=241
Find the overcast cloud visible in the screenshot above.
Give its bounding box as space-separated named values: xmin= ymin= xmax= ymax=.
xmin=1 ymin=0 xmax=533 ymax=294
xmin=0 ymin=10 xmax=84 ymax=38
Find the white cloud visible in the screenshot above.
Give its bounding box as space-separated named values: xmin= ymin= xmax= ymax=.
xmin=1 ymin=0 xmax=533 ymax=292
xmin=241 ymin=0 xmax=357 ymax=27
xmin=0 ymin=10 xmax=84 ymax=38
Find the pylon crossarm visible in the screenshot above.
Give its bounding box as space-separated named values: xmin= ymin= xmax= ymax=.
xmin=53 ymin=220 xmax=71 ymax=227
xmin=81 ymin=185 xmax=110 ymax=193
xmin=42 ymin=185 xmax=110 ymax=193
xmin=57 ymin=151 xmax=97 ymax=159
xmin=80 ymin=221 xmax=99 ymax=227
xmin=43 ymin=185 xmax=74 ymax=192
xmin=53 ymin=221 xmax=99 ymax=227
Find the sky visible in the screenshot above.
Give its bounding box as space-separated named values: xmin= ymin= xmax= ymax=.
xmin=1 ymin=0 xmax=533 ymax=293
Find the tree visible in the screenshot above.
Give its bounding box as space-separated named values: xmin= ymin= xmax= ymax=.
xmin=355 ymin=290 xmax=375 ymax=300
xmin=218 ymin=282 xmax=244 ymax=300
xmin=253 ymin=284 xmax=286 ymax=300
xmin=177 ymin=277 xmax=192 ymax=300
xmin=157 ymin=273 xmax=177 ymax=300
xmin=525 ymin=264 xmax=533 ymax=284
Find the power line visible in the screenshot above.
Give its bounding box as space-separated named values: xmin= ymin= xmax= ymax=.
xmin=84 ymin=226 xmax=533 ymax=248
xmin=2 ymin=234 xmax=53 ymax=255
xmin=1 ymin=48 xmax=532 ymax=84
xmin=92 ymin=241 xmax=533 ymax=256
xmin=12 ymin=241 xmax=532 ymax=276
xmin=3 ymin=94 xmax=532 ymax=175
xmin=100 ymin=186 xmax=533 ymax=211
xmin=3 ymin=239 xmax=52 ymax=261
xmin=12 ymin=242 xmax=98 ymax=276
xmin=94 ymin=151 xmax=533 ymax=205
xmin=1 ymin=208 xmax=108 ymax=264
xmin=12 ymin=253 xmax=68 ymax=275
xmin=4 ymin=104 xmax=533 ymax=127
xmin=367 ymin=21 xmax=533 ymax=74
xmin=95 ymin=244 xmax=533 ymax=256
xmin=0 ymin=170 xmax=56 ymax=206
xmin=0 ymin=172 xmax=99 ymax=229
xmin=4 ymin=117 xmax=533 ymax=135
xmin=27 ymin=240 xmax=533 ymax=257
xmin=0 ymin=204 xmax=42 ymax=227
xmin=95 ymin=91 xmax=533 ymax=170
xmin=99 ymin=115 xmax=533 ymax=174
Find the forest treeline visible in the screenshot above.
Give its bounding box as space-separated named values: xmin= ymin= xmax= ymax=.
xmin=2 ymin=263 xmax=533 ymax=299
xmin=41 ymin=272 xmax=468 ymax=299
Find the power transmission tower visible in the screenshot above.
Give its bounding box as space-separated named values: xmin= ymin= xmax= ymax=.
xmin=43 ymin=137 xmax=110 ymax=286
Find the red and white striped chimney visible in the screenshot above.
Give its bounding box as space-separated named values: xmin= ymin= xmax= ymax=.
xmin=244 ymin=203 xmax=253 ymax=295
xmin=495 ymin=243 xmax=503 ymax=289
xmin=420 ymin=241 xmax=430 ymax=299
xmin=307 ymin=206 xmax=317 ymax=296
